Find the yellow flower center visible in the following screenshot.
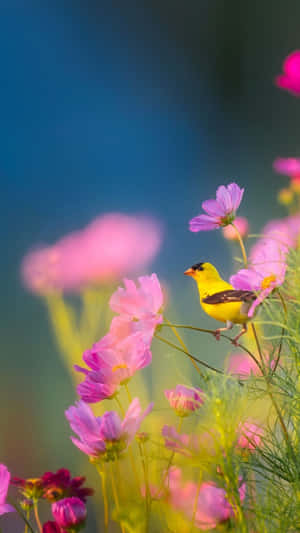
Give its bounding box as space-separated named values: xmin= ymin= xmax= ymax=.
xmin=112 ymin=363 xmax=128 ymax=372
xmin=261 ymin=274 xmax=277 ymax=290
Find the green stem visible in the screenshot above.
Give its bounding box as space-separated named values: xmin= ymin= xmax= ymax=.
xmin=154 ymin=332 xmax=223 ymax=374
xmin=110 ymin=463 xmax=125 ymax=533
xmin=33 ymin=502 xmax=42 ymax=533
xmin=96 ymin=465 xmax=109 ymax=532
xmin=164 ymin=317 xmax=204 ymax=377
xmin=8 ymin=500 xmax=35 ymax=533
xmin=139 ymin=441 xmax=151 ymax=532
xmin=230 ymin=222 xmax=248 ymax=266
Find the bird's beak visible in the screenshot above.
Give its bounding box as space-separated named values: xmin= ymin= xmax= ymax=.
xmin=184 ymin=268 xmax=194 ymax=277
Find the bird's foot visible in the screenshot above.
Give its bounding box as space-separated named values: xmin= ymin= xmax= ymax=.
xmin=214 ymin=329 xmax=221 ymax=341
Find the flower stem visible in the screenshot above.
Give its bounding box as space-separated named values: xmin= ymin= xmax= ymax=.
xmin=33 ymin=502 xmax=42 ymax=533
xmin=96 ymin=465 xmax=109 ymax=532
xmin=8 ymin=500 xmax=35 ymax=533
xmin=230 ymin=222 xmax=248 ymax=266
xmin=110 ymin=463 xmax=125 ymax=533
xmin=164 ymin=317 xmax=204 ymax=378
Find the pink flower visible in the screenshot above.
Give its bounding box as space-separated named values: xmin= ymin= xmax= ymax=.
xmin=21 ymin=213 xmax=162 ymax=294
xmin=109 ymin=274 xmax=163 ymax=322
xmin=0 ymin=464 xmax=14 ymax=515
xmin=222 ymin=216 xmax=249 ymax=240
xmin=166 ymin=469 xmax=245 ymax=530
xmin=275 ymin=51 xmax=300 ymax=96
xmin=237 ymin=422 xmax=263 ymax=451
xmin=51 ymin=497 xmax=86 ymax=530
xmin=226 ymin=353 xmax=260 ymax=379
xmin=189 ymin=183 xmax=244 ymax=232
xmin=164 ymin=385 xmax=204 ymax=417
xmin=273 ymin=157 xmax=300 ymax=183
xmin=162 ymin=426 xmax=200 ymax=457
xmin=231 ymin=240 xmax=287 ymax=317
xmin=65 ymin=398 xmax=153 ymax=459
xmin=76 ymin=331 xmax=151 ymax=403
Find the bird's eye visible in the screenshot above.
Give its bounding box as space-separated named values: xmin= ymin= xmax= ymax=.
xmin=191 ymin=262 xmax=204 ymax=271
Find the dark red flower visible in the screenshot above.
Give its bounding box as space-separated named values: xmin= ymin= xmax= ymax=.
xmin=42 ymin=521 xmax=62 ymax=533
xmin=41 ymin=469 xmax=94 ymax=502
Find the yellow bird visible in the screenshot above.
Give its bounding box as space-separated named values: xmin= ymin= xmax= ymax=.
xmin=184 ymin=262 xmax=255 ymax=344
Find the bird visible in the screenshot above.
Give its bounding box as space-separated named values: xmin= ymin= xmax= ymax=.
xmin=184 ymin=262 xmax=256 ymax=344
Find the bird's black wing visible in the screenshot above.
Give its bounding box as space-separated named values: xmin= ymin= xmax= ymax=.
xmin=202 ymin=290 xmax=256 ymax=305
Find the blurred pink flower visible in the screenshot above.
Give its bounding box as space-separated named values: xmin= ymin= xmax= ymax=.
xmin=222 ymin=216 xmax=249 ymax=240
xmin=76 ymin=331 xmax=151 ymax=403
xmin=109 ymin=274 xmax=163 ymax=322
xmin=0 ymin=464 xmax=14 ymax=515
xmin=21 ymin=213 xmax=162 ymax=293
xmin=275 ymin=51 xmax=300 ymax=96
xmin=231 ymin=240 xmax=287 ymax=317
xmin=166 ymin=468 xmax=245 ymax=530
xmin=65 ymin=398 xmax=153 ymax=459
xmin=164 ymin=385 xmax=204 ymax=417
xmin=226 ymin=352 xmax=260 ymax=379
xmin=237 ymin=422 xmax=263 ymax=451
xmin=51 ymin=497 xmax=86 ymax=530
xmin=162 ymin=426 xmax=200 ymax=457
xmin=189 ymin=183 xmax=244 ymax=232
xmin=273 ymin=157 xmax=300 ymax=183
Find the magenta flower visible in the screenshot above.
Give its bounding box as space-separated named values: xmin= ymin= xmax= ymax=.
xmin=237 ymin=422 xmax=263 ymax=451
xmin=21 ymin=213 xmax=162 ymax=294
xmin=273 ymin=157 xmax=300 ymax=182
xmin=275 ymin=51 xmax=300 ymax=96
xmin=43 ymin=523 xmax=62 ymax=533
xmin=52 ymin=497 xmax=86 ymax=530
xmin=222 ymin=216 xmax=249 ymax=240
xmin=0 ymin=464 xmax=14 ymax=515
xmin=76 ymin=331 xmax=151 ymax=403
xmin=189 ymin=183 xmax=244 ymax=232
xmin=231 ymin=240 xmax=287 ymax=317
xmin=164 ymin=385 xmax=204 ymax=417
xmin=65 ymin=398 xmax=153 ymax=460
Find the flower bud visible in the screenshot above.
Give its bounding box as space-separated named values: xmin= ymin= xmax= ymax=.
xmin=165 ymin=385 xmax=204 ymax=417
xmin=277 ymin=188 xmax=294 ymax=205
xmin=222 ymin=217 xmax=249 ymax=241
xmin=42 ymin=522 xmax=61 ymax=533
xmin=51 ymin=497 xmax=86 ymax=531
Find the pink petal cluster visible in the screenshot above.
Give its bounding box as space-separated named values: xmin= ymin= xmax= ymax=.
xmin=189 ymin=183 xmax=244 ymax=232
xmin=164 ymin=385 xmax=204 ymax=417
xmin=0 ymin=465 xmax=14 ymax=515
xmin=51 ymin=497 xmax=86 ymax=530
xmin=166 ymin=468 xmax=245 ymax=530
xmin=229 ymin=212 xmax=300 ymax=317
xmin=222 ymin=216 xmax=249 ymax=240
xmin=21 ymin=213 xmax=162 ymax=293
xmin=226 ymin=353 xmax=260 ymax=379
xmin=76 ymin=275 xmax=163 ymax=403
xmin=275 ymin=50 xmax=300 ymax=96
xmin=237 ymin=422 xmax=263 ymax=451
xmin=273 ymin=157 xmax=300 ymax=183
xmin=65 ymin=398 xmax=153 ymax=459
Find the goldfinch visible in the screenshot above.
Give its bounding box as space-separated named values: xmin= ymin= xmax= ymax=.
xmin=184 ymin=262 xmax=255 ymax=343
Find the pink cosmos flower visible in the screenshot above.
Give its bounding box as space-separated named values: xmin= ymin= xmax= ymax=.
xmin=65 ymin=398 xmax=153 ymax=460
xmin=21 ymin=213 xmax=162 ymax=294
xmin=275 ymin=51 xmax=300 ymax=96
xmin=273 ymin=157 xmax=300 ymax=183
xmin=162 ymin=426 xmax=201 ymax=457
xmin=237 ymin=422 xmax=263 ymax=451
xmin=222 ymin=216 xmax=249 ymax=240
xmin=76 ymin=331 xmax=151 ymax=403
xmin=52 ymin=497 xmax=86 ymax=530
xmin=189 ymin=183 xmax=244 ymax=232
xmin=231 ymin=240 xmax=287 ymax=317
xmin=0 ymin=464 xmax=14 ymax=515
xmin=226 ymin=353 xmax=260 ymax=379
xmin=166 ymin=468 xmax=245 ymax=530
xmin=164 ymin=385 xmax=204 ymax=417
xmin=109 ymin=274 xmax=163 ymax=323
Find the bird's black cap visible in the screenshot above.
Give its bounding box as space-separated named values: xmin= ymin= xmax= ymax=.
xmin=191 ymin=262 xmax=204 ymax=271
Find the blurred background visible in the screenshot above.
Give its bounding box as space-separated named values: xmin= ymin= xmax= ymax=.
xmin=1 ymin=1 xmax=300 ymax=530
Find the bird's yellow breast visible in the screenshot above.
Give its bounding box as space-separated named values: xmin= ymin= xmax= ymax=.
xmin=198 ymin=281 xmax=250 ymax=324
